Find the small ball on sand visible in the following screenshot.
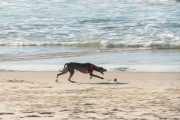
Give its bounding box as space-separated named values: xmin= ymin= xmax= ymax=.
xmin=114 ymin=78 xmax=117 ymax=82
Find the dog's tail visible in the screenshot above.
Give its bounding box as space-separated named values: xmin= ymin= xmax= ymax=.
xmin=59 ymin=63 xmax=68 ymax=72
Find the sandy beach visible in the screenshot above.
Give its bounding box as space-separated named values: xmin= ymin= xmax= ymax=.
xmin=1 ymin=0 xmax=180 ymax=120
xmin=0 ymin=71 xmax=179 ymax=120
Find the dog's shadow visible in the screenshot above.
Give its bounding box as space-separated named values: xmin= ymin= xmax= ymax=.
xmin=80 ymin=82 xmax=128 ymax=85
xmin=96 ymin=82 xmax=128 ymax=85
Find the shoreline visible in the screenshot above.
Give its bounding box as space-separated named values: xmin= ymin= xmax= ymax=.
xmin=1 ymin=49 xmax=180 ymax=72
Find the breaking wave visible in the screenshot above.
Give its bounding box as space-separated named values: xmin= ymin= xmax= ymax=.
xmin=0 ymin=39 xmax=180 ymax=49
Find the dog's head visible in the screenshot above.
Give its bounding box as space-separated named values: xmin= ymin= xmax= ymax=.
xmin=95 ymin=66 xmax=107 ymax=74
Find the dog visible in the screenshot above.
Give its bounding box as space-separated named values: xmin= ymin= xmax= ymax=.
xmin=56 ymin=62 xmax=107 ymax=83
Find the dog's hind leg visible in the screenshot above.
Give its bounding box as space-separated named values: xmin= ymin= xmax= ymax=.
xmin=68 ymin=71 xmax=76 ymax=83
xmin=56 ymin=69 xmax=68 ymax=82
xmin=67 ymin=66 xmax=76 ymax=83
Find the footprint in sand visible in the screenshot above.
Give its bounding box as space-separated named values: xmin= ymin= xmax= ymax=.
xmin=38 ymin=112 xmax=55 ymax=115
xmin=24 ymin=115 xmax=40 ymax=118
xmin=21 ymin=111 xmax=55 ymax=118
xmin=0 ymin=112 xmax=14 ymax=115
xmin=5 ymin=79 xmax=35 ymax=84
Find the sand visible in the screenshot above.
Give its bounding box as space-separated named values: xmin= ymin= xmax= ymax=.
xmin=0 ymin=71 xmax=180 ymax=120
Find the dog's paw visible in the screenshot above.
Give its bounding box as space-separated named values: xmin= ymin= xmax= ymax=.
xmin=69 ymin=80 xmax=76 ymax=83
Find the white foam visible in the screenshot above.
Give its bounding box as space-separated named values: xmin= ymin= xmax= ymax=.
xmin=1 ymin=38 xmax=180 ymax=49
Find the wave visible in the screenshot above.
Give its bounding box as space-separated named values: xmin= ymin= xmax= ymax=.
xmin=1 ymin=39 xmax=180 ymax=49
xmin=0 ymin=49 xmax=118 ymax=62
xmin=0 ymin=40 xmax=102 ymax=47
xmin=79 ymin=18 xmax=121 ymax=24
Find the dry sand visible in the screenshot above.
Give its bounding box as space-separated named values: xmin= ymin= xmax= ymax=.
xmin=0 ymin=71 xmax=180 ymax=120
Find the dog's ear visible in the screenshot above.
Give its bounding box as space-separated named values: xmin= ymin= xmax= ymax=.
xmin=103 ymin=67 xmax=107 ymax=72
xmin=94 ymin=66 xmax=101 ymax=71
xmin=99 ymin=67 xmax=107 ymax=74
xmin=95 ymin=66 xmax=100 ymax=70
xmin=94 ymin=66 xmax=107 ymax=74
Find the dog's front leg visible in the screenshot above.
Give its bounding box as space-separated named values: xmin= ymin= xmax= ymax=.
xmin=90 ymin=73 xmax=104 ymax=79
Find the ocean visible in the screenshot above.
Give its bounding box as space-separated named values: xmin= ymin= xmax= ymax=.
xmin=0 ymin=0 xmax=180 ymax=72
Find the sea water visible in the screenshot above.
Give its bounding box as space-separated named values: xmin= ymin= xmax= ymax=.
xmin=0 ymin=0 xmax=180 ymax=72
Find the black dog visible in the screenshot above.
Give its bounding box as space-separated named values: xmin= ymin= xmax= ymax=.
xmin=56 ymin=62 xmax=107 ymax=83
